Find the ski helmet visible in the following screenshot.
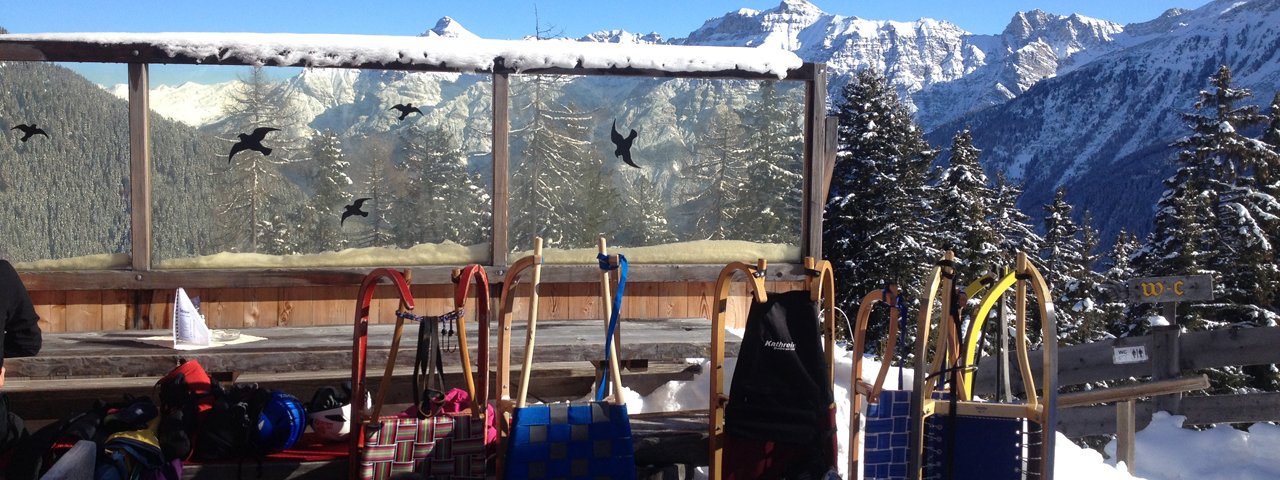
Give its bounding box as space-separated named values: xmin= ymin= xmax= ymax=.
xmin=255 ymin=390 xmax=306 ymax=453
xmin=307 ymin=382 xmax=363 ymax=442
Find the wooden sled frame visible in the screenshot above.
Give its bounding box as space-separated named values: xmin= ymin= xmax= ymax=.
xmin=707 ymin=257 xmax=837 ymax=480
xmin=848 ymin=282 xmax=903 ymax=476
xmin=907 ymin=251 xmax=1058 ymax=480
xmin=495 ymin=237 xmax=544 ymax=478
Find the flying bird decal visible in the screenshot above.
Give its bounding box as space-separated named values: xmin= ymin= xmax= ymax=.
xmin=228 ymin=127 xmax=280 ymax=162
xmin=389 ymin=103 xmax=423 ymax=121
xmin=11 ymin=124 xmax=48 ymax=142
xmin=341 ymin=197 xmax=372 ymax=226
xmin=610 ymin=119 xmax=640 ymax=169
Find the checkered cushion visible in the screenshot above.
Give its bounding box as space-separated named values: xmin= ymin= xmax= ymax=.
xmin=504 ymin=402 xmax=634 ymax=480
xmin=360 ymin=414 xmax=489 ymax=480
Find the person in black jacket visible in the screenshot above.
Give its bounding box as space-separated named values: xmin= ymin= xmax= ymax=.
xmin=0 ymin=259 xmax=41 ymax=388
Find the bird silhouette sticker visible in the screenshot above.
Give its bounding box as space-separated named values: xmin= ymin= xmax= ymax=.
xmin=11 ymin=124 xmax=49 ymax=142
xmin=389 ymin=103 xmax=423 ymax=121
xmin=227 ymin=127 xmax=280 ymax=162
xmin=610 ymin=119 xmax=640 ymax=169
xmin=341 ymin=198 xmax=372 ymax=226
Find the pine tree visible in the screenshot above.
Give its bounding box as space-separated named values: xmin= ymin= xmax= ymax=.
xmin=390 ymin=124 xmax=491 ymax=248
xmin=934 ymin=128 xmax=998 ymax=281
xmin=348 ymin=138 xmax=397 ymax=247
xmin=615 ymin=172 xmax=676 ymax=246
xmin=1134 ymin=65 xmax=1280 ymax=393
xmin=304 ymin=130 xmax=352 ymax=252
xmin=989 ymin=171 xmax=1045 ymax=269
xmin=737 ymin=81 xmax=804 ymax=244
xmin=213 ymin=66 xmax=306 ymax=254
xmin=824 ymin=69 xmax=939 ymax=356
xmin=1101 ymin=230 xmax=1141 ymax=337
xmin=508 ymin=74 xmax=596 ymax=250
xmin=677 ymin=105 xmax=751 ymax=241
xmin=1040 ymin=189 xmax=1105 ymax=345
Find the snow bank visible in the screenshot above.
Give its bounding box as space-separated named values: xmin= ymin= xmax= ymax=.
xmin=1106 ymin=412 xmax=1280 ymax=480
xmin=1 ymin=32 xmax=803 ymax=78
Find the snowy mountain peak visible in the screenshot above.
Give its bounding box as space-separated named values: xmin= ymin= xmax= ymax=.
xmin=678 ymin=0 xmax=830 ymax=48
xmin=776 ymin=0 xmax=823 ymax=17
xmin=423 ymin=16 xmax=478 ymax=40
xmin=578 ymin=29 xmax=664 ymax=44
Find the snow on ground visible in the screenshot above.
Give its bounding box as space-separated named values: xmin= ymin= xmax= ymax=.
xmin=621 ymin=339 xmax=1278 ymax=480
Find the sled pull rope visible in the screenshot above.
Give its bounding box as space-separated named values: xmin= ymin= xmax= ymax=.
xmin=595 ymin=252 xmax=628 ymax=403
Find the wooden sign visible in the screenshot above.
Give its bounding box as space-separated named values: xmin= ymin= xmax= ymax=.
xmin=1126 ymin=275 xmax=1214 ymax=304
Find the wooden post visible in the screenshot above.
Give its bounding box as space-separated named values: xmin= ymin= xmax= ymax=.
xmin=1116 ymin=399 xmax=1136 ymax=474
xmin=491 ymin=72 xmax=510 ymax=268
xmin=127 ymin=63 xmax=151 ymax=272
xmin=1151 ymin=324 xmax=1182 ymax=414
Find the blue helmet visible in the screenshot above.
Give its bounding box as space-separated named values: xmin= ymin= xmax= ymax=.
xmin=255 ymin=390 xmax=306 ymax=453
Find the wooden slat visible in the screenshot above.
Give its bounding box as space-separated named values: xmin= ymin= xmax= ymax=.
xmin=687 ymin=282 xmax=715 ymax=320
xmin=244 ymin=287 xmax=280 ymax=329
xmin=64 ymin=290 xmax=102 ymax=332
xmin=658 ymin=282 xmax=686 ymax=318
xmin=101 ymin=290 xmax=129 ymax=331
xmin=29 ymin=291 xmax=63 ymax=333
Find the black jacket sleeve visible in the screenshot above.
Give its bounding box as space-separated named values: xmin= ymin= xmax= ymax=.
xmin=0 ymin=260 xmax=42 ymax=368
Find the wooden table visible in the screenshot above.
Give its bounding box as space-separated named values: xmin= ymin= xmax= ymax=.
xmin=5 ymin=318 xmax=735 ymax=419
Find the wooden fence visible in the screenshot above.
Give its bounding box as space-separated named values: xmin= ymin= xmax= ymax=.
xmin=972 ymin=325 xmax=1280 ymax=437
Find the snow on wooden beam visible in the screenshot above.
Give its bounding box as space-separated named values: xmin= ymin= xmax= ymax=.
xmin=0 ymin=32 xmax=806 ymax=79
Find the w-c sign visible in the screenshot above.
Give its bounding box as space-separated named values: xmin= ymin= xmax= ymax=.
xmin=1126 ymin=275 xmax=1214 ymax=303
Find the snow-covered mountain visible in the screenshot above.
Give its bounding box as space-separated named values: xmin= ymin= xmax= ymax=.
xmin=929 ymin=0 xmax=1280 ymax=239
xmin=121 ymin=0 xmax=1280 ymax=241
xmin=108 ymin=81 xmax=240 ymax=127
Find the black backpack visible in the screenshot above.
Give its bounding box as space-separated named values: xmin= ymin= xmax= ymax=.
xmin=192 ymin=382 xmax=271 ymax=463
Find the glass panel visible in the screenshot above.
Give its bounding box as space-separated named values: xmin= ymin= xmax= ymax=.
xmin=507 ymin=75 xmax=804 ymax=263
xmin=0 ymin=62 xmax=130 ymax=270
xmin=150 ymin=65 xmax=493 ymax=268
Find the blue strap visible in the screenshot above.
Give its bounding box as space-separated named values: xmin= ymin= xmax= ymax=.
xmin=886 ymin=288 xmax=909 ymax=390
xmin=595 ymin=253 xmax=628 ymax=402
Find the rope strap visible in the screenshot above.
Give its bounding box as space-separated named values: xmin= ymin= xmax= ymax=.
xmin=397 ymin=309 xmax=462 ymax=325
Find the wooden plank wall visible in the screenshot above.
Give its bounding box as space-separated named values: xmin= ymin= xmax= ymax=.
xmin=28 ymin=281 xmax=807 ymax=333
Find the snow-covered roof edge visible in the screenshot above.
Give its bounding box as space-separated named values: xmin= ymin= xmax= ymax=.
xmin=0 ymin=32 xmax=805 ymax=78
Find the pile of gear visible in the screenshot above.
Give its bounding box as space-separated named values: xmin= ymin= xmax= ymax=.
xmin=4 ymin=359 xmax=356 ymax=479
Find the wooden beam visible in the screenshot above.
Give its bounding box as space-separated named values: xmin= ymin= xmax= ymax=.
xmin=492 ymin=72 xmax=510 ymax=267
xmin=1057 ymin=375 xmax=1209 ymax=408
xmin=802 ymin=64 xmax=827 ymax=260
xmin=128 ymin=63 xmax=151 ymax=271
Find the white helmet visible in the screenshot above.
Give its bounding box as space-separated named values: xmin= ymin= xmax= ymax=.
xmin=308 ymin=403 xmax=352 ymax=442
xmin=308 ymin=383 xmax=368 ymax=442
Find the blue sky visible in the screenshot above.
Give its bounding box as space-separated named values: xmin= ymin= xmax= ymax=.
xmin=4 ymin=0 xmax=1211 ymax=85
